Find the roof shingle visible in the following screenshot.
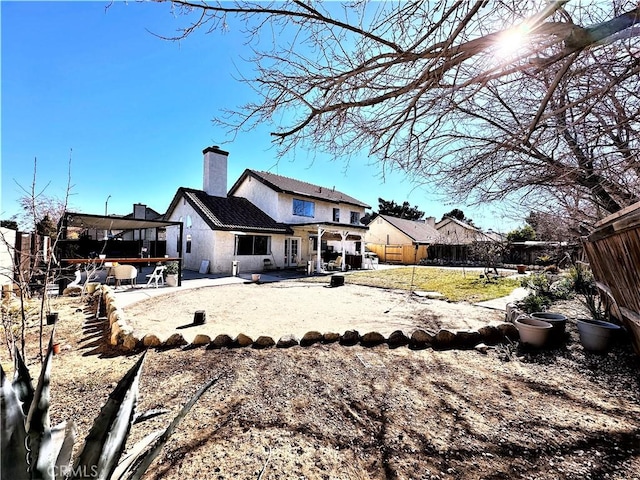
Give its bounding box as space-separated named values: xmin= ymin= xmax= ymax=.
xmin=230 ymin=169 xmax=370 ymax=208
xmin=179 ymin=188 xmax=291 ymax=234
xmin=377 ymin=214 xmax=441 ymax=243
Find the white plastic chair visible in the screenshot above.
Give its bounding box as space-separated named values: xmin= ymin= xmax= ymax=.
xmin=145 ymin=265 xmax=166 ymax=288
xmin=114 ymin=264 xmax=138 ymax=288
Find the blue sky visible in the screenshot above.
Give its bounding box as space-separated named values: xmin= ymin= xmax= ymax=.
xmin=1 ymin=1 xmax=521 ymax=232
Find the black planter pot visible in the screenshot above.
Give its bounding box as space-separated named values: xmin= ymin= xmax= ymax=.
xmin=46 ymin=312 xmax=59 ymax=325
xmin=194 ymin=310 xmax=206 ymax=325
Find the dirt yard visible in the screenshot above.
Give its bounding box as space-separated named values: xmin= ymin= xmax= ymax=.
xmin=2 ymin=283 xmax=640 ymax=480
xmin=122 ymin=281 xmax=510 ymax=343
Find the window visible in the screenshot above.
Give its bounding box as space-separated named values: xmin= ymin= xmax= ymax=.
xmin=293 ymin=198 xmax=315 ymax=217
xmin=236 ymin=235 xmax=271 ymax=255
xmin=333 ymin=208 xmax=340 ymax=222
xmin=350 ymin=211 xmax=360 ymax=225
xmin=186 ymin=234 xmax=192 ymax=254
xmin=309 ymin=236 xmax=327 ymax=253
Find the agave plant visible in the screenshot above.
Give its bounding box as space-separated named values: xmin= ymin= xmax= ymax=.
xmin=1 ymin=331 xmax=217 ymax=480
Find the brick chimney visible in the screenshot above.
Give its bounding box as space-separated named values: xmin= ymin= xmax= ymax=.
xmin=203 ymin=146 xmax=229 ymax=197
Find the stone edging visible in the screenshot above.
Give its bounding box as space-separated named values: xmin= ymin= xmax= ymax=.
xmin=100 ymin=286 xmax=521 ymax=353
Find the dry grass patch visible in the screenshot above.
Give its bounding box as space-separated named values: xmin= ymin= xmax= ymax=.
xmin=343 ymin=267 xmax=521 ymax=302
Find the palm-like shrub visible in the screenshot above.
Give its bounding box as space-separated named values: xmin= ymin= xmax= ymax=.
xmin=1 ymin=332 xmax=216 ymax=480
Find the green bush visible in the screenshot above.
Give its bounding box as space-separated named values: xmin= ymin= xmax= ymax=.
xmin=521 ymin=272 xmax=552 ymax=297
xmin=164 ymin=261 xmax=179 ymax=275
xmin=549 ymin=277 xmax=575 ymax=300
xmin=518 ymin=293 xmax=552 ymax=313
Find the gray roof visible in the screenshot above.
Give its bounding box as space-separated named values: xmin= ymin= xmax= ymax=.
xmin=166 ymin=187 xmax=292 ymax=234
xmin=436 ymin=217 xmax=503 ymax=242
xmin=229 ymin=169 xmax=371 ymax=209
xmin=377 ymin=214 xmax=441 ymax=243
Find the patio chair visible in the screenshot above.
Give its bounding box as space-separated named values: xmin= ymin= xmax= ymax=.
xmin=263 ymin=258 xmax=276 ymax=271
xmin=327 ymin=256 xmax=343 ymax=271
xmin=145 ymin=265 xmax=166 ymax=288
xmin=113 ymin=264 xmax=138 ymax=288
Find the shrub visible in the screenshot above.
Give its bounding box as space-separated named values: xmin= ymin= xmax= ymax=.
xmin=521 ymin=272 xmax=552 ymax=297
xmin=518 ymin=293 xmax=552 ymax=313
xmin=164 ymin=261 xmax=179 ymax=275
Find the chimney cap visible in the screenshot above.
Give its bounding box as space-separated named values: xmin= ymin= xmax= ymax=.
xmin=203 ymin=145 xmax=229 ymax=156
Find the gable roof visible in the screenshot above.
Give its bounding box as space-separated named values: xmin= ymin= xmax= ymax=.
xmin=436 ymin=216 xmax=478 ymax=231
xmin=166 ymin=187 xmax=292 ymax=234
xmin=123 ymin=206 xmax=163 ymax=221
xmin=228 ymin=169 xmax=371 ymax=209
xmin=376 ymin=214 xmax=441 ymax=243
xmin=436 ymin=216 xmax=502 ymax=242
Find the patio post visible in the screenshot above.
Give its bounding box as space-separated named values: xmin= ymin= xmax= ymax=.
xmin=317 ymin=225 xmax=325 ymax=273
xmin=340 ymin=231 xmax=348 ymax=271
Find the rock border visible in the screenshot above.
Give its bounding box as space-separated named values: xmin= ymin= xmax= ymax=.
xmin=100 ymin=286 xmax=521 ymax=353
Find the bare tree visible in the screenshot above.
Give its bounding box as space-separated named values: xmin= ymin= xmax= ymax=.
xmin=155 ymin=0 xmax=640 ymax=225
xmin=0 ymin=155 xmax=74 ymax=361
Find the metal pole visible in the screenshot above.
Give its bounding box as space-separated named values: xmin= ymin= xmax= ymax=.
xmin=104 ymin=195 xmax=111 ymax=240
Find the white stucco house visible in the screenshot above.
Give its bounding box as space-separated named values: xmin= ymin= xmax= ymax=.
xmin=164 ymin=146 xmax=370 ymax=275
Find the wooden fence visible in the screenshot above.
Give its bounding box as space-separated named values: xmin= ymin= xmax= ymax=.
xmin=366 ymin=244 xmax=428 ymax=264
xmin=583 ymin=203 xmax=640 ymax=355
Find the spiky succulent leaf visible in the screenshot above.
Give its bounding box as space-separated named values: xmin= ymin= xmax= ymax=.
xmin=70 ymin=353 xmax=146 ymax=480
xmin=12 ymin=346 xmax=35 ymax=416
xmin=1 ymin=364 xmax=29 ymax=480
xmin=51 ymin=420 xmax=77 ymax=480
xmin=132 ymin=408 xmax=170 ymax=425
xmin=109 ymin=431 xmax=163 ymax=480
xmin=25 ymin=331 xmax=56 ymax=480
xmin=124 ymin=375 xmax=219 ymax=480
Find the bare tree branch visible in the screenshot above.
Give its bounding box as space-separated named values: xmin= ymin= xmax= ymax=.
xmin=153 ymin=0 xmax=640 ymax=224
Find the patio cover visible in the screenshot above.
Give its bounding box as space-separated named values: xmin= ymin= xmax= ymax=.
xmin=62 ymin=211 xmax=183 ymax=232
xmin=301 ymin=221 xmax=369 ymax=272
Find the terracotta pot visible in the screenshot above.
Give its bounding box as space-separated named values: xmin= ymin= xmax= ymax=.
xmin=531 ymin=312 xmax=567 ymax=342
xmin=576 ymin=318 xmax=621 ymax=352
xmin=514 ymin=316 xmax=553 ymax=348
xmin=516 ymin=265 xmax=527 ymax=274
xmin=52 ymin=343 xmax=61 ymax=355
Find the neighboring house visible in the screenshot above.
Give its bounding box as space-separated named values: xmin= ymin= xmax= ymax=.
xmin=164 ymin=146 xmax=370 ymax=274
xmin=365 ymin=214 xmax=440 ymax=264
xmin=117 ymin=204 xmax=166 ymax=243
xmin=435 ymin=217 xmax=498 ymax=244
xmin=431 ymin=217 xmax=504 ymax=264
xmin=0 ymin=227 xmax=52 ymax=290
xmin=0 ymin=227 xmax=16 ymax=287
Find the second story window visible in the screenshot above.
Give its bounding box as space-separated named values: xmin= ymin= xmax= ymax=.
xmin=293 ymin=198 xmax=315 ymax=218
xmin=350 ymin=211 xmax=360 ymax=225
xmin=333 ymin=208 xmax=340 ymax=222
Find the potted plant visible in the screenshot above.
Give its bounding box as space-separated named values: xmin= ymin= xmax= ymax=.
xmin=164 ymin=261 xmax=179 ymax=287
xmin=571 ymin=262 xmax=622 ymax=352
xmin=531 ymin=312 xmax=567 ymax=343
xmin=514 ymin=315 xmax=554 ymax=348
